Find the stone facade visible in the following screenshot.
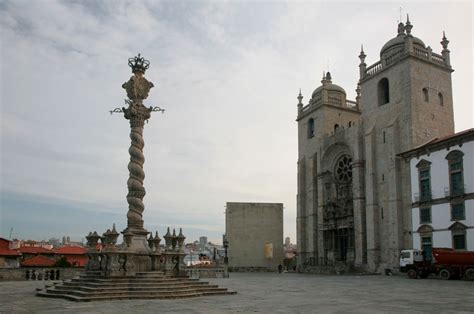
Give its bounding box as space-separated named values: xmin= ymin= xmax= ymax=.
xmin=297 ymin=19 xmax=455 ymax=273
xmin=226 ymin=202 xmax=284 ymax=271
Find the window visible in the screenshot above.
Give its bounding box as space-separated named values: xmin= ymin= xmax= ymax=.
xmin=419 ymin=207 xmax=431 ymax=224
xmin=383 ymin=131 xmax=386 ymax=143
xmin=450 ymin=222 xmax=467 ymax=250
xmin=446 ymin=150 xmax=464 ymax=196
xmin=416 ymin=159 xmax=432 ymax=202
xmin=378 ymin=78 xmax=390 ymax=105
xmin=438 ymin=93 xmax=444 ymax=106
xmin=422 ymin=88 xmax=429 ymax=102
xmin=335 ymin=155 xmax=353 ymax=183
xmin=421 ymin=236 xmax=432 ymax=261
xmin=334 ymin=124 xmax=339 ymax=132
xmin=307 ymin=118 xmax=315 ymax=138
xmin=451 ymin=203 xmax=465 ymax=221
xmin=453 ymin=234 xmax=466 ymax=250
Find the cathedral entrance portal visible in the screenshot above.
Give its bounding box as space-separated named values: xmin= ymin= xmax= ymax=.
xmin=335 ymin=228 xmax=353 ymax=262
xmin=322 ymin=154 xmax=355 ymax=265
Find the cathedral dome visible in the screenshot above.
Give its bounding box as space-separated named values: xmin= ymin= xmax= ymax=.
xmin=380 ymin=35 xmax=425 ymax=57
xmin=311 ymin=72 xmax=346 ymax=99
xmin=380 ymin=21 xmax=425 ymax=57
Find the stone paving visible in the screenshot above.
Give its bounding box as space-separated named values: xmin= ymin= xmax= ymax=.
xmin=0 ymin=272 xmax=473 ymax=313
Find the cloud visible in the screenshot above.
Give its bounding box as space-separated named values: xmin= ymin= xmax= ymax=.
xmin=0 ymin=1 xmax=472 ymax=244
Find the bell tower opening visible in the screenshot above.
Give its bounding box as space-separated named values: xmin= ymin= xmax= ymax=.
xmin=377 ymin=78 xmax=390 ymax=105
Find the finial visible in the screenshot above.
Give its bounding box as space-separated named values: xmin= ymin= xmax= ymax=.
xmin=405 ymin=14 xmax=412 ymax=35
xmin=128 ymin=53 xmax=150 ymax=74
xmin=359 ymin=44 xmax=366 ymax=63
xmin=325 ymin=71 xmax=332 ymax=81
xmin=441 ymin=31 xmax=449 ymax=50
xmin=297 ymin=89 xmax=303 ymax=105
xmin=322 ymin=71 xmax=325 ymax=80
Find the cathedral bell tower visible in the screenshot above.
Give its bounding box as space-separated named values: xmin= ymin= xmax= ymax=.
xmin=358 ymin=16 xmax=454 ymax=270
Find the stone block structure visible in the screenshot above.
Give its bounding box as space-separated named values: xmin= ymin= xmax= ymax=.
xmin=296 ymin=17 xmax=456 ymax=273
xmin=226 ymin=202 xmax=284 ymax=271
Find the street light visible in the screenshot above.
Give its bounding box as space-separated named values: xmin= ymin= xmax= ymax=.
xmin=223 ymin=236 xmax=229 ymax=265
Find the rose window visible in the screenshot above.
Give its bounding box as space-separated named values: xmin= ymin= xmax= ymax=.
xmin=335 ymin=155 xmax=353 ymax=183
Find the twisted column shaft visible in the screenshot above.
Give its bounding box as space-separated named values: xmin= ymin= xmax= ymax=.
xmin=126 ymin=124 xmax=146 ymax=229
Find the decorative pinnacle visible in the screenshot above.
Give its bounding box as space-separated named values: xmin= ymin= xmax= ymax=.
xmin=128 ymin=53 xmax=150 ymax=74
xmin=405 ymin=14 xmax=412 ymax=35
xmin=297 ymin=89 xmax=303 ymax=105
xmin=359 ymin=44 xmax=366 ymax=61
xmin=441 ymin=31 xmax=449 ymax=49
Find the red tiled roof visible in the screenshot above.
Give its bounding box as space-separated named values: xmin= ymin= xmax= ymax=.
xmin=21 ymin=255 xmax=56 ymax=267
xmin=399 ymin=128 xmax=474 ymax=157
xmin=55 ymin=246 xmax=87 ymax=255
xmin=0 ymin=238 xmax=11 ymax=249
xmin=0 ymin=248 xmax=22 ymax=256
xmin=17 ymin=246 xmax=54 ymax=254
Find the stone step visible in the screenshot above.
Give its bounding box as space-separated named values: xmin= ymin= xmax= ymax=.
xmin=36 ymin=272 xmax=235 ymax=301
xmin=70 ymin=277 xmax=182 ymax=284
xmin=37 ymin=291 xmax=205 ymax=301
xmin=63 ymin=279 xmax=210 ymax=288
xmin=78 ymin=274 xmax=170 ymax=279
xmin=54 ymin=284 xmax=220 ymax=292
xmin=45 ymin=287 xmax=205 ymax=297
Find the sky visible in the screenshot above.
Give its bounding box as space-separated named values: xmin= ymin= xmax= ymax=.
xmin=0 ymin=0 xmax=472 ymax=245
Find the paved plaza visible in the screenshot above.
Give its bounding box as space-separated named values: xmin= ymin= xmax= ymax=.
xmin=0 ymin=272 xmax=473 ymax=313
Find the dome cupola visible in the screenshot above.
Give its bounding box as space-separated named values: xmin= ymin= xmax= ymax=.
xmin=380 ymin=15 xmax=425 ymax=57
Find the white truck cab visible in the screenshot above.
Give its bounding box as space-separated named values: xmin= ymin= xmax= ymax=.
xmin=399 ymin=249 xmax=424 ymax=272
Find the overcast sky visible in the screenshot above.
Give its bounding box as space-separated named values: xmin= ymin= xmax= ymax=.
xmin=0 ymin=0 xmax=472 ymax=244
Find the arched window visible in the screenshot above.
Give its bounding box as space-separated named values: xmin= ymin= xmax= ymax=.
xmin=307 ymin=118 xmax=315 ymax=138
xmin=334 ymin=124 xmax=339 ymax=132
xmin=348 ymin=121 xmax=352 ymax=127
xmin=417 ymin=225 xmax=433 ymax=260
xmin=449 ymin=222 xmax=467 ymax=250
xmin=422 ymin=88 xmax=429 ymax=102
xmin=446 ymin=150 xmax=464 ymax=196
xmin=378 ymin=78 xmax=390 ymax=105
xmin=438 ymin=93 xmax=444 ymax=106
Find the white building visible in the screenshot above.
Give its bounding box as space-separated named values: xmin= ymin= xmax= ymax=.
xmin=400 ymin=129 xmax=474 ymax=255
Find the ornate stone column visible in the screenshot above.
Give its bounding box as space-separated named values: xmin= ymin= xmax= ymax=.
xmin=110 ymin=54 xmax=164 ymax=261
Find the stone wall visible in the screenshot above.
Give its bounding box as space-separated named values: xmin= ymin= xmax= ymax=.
xmin=0 ymin=267 xmax=83 ymax=281
xmin=226 ymin=202 xmax=284 ymax=271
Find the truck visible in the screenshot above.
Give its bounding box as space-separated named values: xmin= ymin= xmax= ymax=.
xmin=399 ymin=248 xmax=474 ymax=280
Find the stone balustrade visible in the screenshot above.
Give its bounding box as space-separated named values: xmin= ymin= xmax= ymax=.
xmin=363 ymin=47 xmax=449 ymax=81
xmin=0 ymin=267 xmax=83 ymax=281
xmin=85 ymin=225 xmax=188 ymax=277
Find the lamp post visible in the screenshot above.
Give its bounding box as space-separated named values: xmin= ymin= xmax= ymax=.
xmin=223 ymin=237 xmax=229 ymax=265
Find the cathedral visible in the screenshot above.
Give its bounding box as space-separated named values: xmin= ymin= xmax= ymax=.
xmin=296 ymin=17 xmax=455 ymax=273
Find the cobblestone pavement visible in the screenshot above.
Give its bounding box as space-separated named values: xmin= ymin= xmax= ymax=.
xmin=0 ymin=272 xmax=473 ymax=313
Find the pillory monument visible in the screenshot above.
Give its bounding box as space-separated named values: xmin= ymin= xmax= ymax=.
xmin=37 ymin=55 xmax=235 ymax=301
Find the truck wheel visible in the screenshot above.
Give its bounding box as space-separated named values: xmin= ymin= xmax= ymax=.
xmin=465 ymin=268 xmax=474 ymax=281
xmin=407 ymin=269 xmax=418 ymax=279
xmin=439 ymin=269 xmax=451 ymax=280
